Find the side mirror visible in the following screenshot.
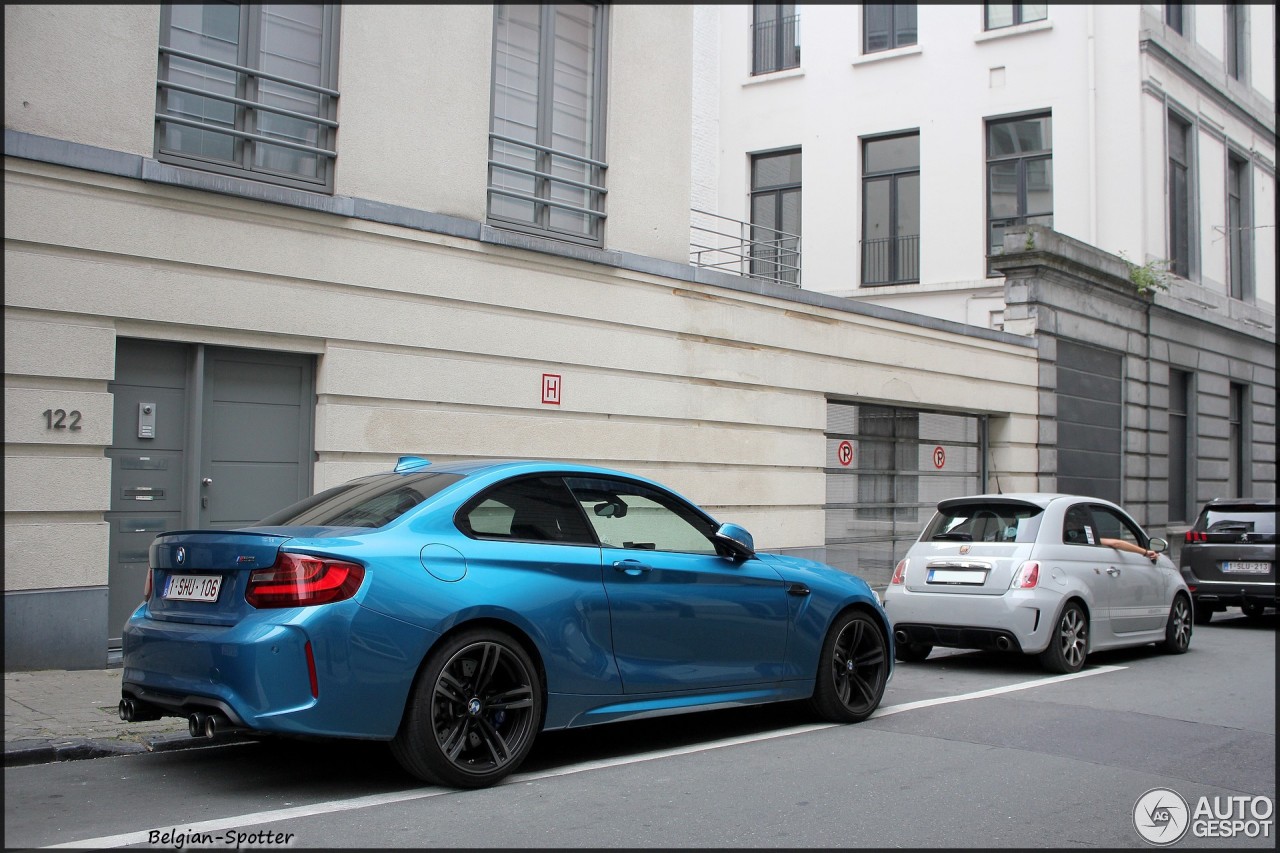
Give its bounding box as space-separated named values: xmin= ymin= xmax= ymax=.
xmin=715 ymin=523 xmax=755 ymax=560
xmin=1149 ymin=537 xmax=1168 ymax=554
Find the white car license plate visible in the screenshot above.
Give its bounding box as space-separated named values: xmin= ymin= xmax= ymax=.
xmin=928 ymin=569 xmax=987 ymax=585
xmin=163 ymin=574 xmax=222 ymax=602
xmin=1222 ymin=561 xmax=1270 ymax=574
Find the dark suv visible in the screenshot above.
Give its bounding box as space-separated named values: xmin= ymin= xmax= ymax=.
xmin=1180 ymin=498 xmax=1276 ymax=624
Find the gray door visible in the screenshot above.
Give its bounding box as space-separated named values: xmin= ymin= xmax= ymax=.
xmin=1056 ymin=340 xmax=1122 ymax=504
xmin=106 ymin=342 xmax=314 ymax=646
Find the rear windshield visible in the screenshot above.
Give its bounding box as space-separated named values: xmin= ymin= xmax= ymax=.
xmin=922 ymin=503 xmax=1044 ymax=544
xmin=256 ymin=472 xmax=463 ymax=528
xmin=1199 ymin=507 xmax=1276 ymax=536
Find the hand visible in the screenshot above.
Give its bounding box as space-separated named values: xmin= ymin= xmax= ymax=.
xmin=1143 ymin=549 xmax=1156 ymax=562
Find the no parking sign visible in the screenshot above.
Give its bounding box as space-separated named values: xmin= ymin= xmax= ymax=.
xmin=837 ymin=440 xmax=854 ymax=467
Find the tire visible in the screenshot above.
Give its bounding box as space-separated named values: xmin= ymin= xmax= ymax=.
xmin=1241 ymin=602 xmax=1268 ymax=621
xmin=894 ymin=641 xmax=933 ymax=663
xmin=391 ymin=628 xmax=542 ymax=789
xmin=1193 ymin=601 xmax=1214 ymax=625
xmin=809 ymin=610 xmax=889 ymax=723
xmin=1161 ymin=595 xmax=1192 ymax=654
xmin=1038 ymin=602 xmax=1088 ymax=674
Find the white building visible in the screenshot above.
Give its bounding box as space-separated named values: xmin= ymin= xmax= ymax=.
xmin=5 ymin=4 xmax=1041 ymax=669
xmin=693 ymin=4 xmax=1275 ymax=534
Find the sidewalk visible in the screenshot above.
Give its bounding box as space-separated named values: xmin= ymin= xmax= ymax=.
xmin=4 ymin=668 xmax=202 ymax=767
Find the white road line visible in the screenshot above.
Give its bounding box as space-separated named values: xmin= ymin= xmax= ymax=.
xmin=45 ymin=664 xmax=1125 ymax=849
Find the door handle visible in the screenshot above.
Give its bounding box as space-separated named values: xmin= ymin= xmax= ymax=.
xmin=1106 ymin=567 xmax=1121 ymax=577
xmin=612 ymin=560 xmax=652 ymax=576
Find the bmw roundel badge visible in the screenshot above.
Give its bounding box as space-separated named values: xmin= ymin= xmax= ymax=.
xmin=175 ymin=546 xmax=186 ymax=566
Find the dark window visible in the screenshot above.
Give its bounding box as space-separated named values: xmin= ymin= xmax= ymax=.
xmin=750 ymin=149 xmax=802 ymax=286
xmin=864 ymin=4 xmax=917 ymax=53
xmin=257 ymin=472 xmax=462 ymax=528
xmin=1168 ymin=369 xmax=1192 ymax=523
xmin=923 ymin=502 xmax=1044 ymax=544
xmin=458 ymin=476 xmax=596 ymax=544
xmin=987 ymin=113 xmax=1052 ymax=260
xmin=752 ymin=4 xmax=800 ymax=75
xmin=1164 ymin=4 xmax=1185 ymax=35
xmin=155 ymin=4 xmax=340 ymax=192
xmin=1227 ymin=153 xmax=1251 ymax=300
xmin=1226 ymin=4 xmax=1246 ymax=81
xmin=1228 ymin=384 xmax=1246 ymax=497
xmin=862 ymin=133 xmax=920 ymax=285
xmin=1168 ymin=112 xmax=1193 ymax=278
xmin=564 ymin=477 xmax=722 ymax=555
xmin=1089 ymin=505 xmax=1146 ymax=549
xmin=984 ymin=4 xmax=1047 ymax=30
xmin=488 ymin=4 xmax=608 ymax=246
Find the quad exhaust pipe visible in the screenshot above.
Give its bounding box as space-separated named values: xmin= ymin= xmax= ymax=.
xmin=995 ymin=636 xmax=1012 ymax=651
xmin=187 ymin=710 xmax=236 ymax=738
xmin=117 ymin=697 xmax=161 ymax=723
xmin=894 ymin=630 xmax=909 ymax=644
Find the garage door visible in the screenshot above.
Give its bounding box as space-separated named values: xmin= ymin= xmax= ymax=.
xmin=825 ymin=402 xmax=985 ymax=586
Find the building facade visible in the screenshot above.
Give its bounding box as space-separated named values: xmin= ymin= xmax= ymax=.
xmin=5 ymin=5 xmax=1041 ymax=670
xmin=693 ymin=4 xmax=1275 ymax=540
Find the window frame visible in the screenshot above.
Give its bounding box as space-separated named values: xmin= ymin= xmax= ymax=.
xmin=863 ymin=4 xmax=917 ymax=54
xmin=1225 ymin=4 xmax=1247 ymax=82
xmin=154 ymin=3 xmax=341 ymax=193
xmin=1168 ymin=368 xmax=1195 ymax=524
xmin=751 ymin=3 xmax=801 ymax=75
xmin=1164 ymin=3 xmax=1185 ymax=36
xmin=983 ymin=4 xmax=1047 ymax=31
xmin=749 ymin=147 xmax=803 ymax=287
xmin=486 ymin=3 xmax=610 ymax=248
xmin=1226 ymin=151 xmax=1252 ymax=301
xmin=861 ymin=131 xmax=920 ymax=286
xmin=985 ymin=111 xmax=1053 ymax=265
xmin=1166 ymin=109 xmax=1196 ymax=280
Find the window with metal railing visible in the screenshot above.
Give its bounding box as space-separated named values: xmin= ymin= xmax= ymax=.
xmin=861 ymin=133 xmax=919 ymax=285
xmin=488 ymin=3 xmax=608 ymax=246
xmin=749 ymin=149 xmax=802 ymax=287
xmin=752 ymin=4 xmax=800 ymax=75
xmin=155 ymin=4 xmax=340 ymax=192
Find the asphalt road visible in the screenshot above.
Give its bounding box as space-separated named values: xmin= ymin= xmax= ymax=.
xmin=5 ymin=612 xmax=1274 ymax=849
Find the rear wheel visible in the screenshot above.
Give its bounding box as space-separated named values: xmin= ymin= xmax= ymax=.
xmin=809 ymin=610 xmax=889 ymax=723
xmin=1161 ymin=595 xmax=1192 ymax=654
xmin=1038 ymin=602 xmax=1088 ymax=674
xmin=391 ymin=628 xmax=542 ymax=789
xmin=1241 ymin=602 xmax=1268 ymax=621
xmin=894 ymin=641 xmax=933 ymax=663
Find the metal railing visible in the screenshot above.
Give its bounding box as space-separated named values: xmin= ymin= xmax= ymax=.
xmin=861 ymin=234 xmax=920 ymax=285
xmin=488 ymin=133 xmax=607 ymax=240
xmin=691 ymin=209 xmax=801 ymax=288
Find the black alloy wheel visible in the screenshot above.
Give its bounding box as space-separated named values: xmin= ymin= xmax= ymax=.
xmin=809 ymin=610 xmax=889 ymax=723
xmin=392 ymin=629 xmax=542 ymax=789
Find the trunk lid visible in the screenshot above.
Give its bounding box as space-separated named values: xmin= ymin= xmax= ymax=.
xmin=147 ymin=530 xmax=292 ymax=625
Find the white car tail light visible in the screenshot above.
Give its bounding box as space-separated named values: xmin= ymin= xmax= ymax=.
xmin=1011 ymin=561 xmax=1040 ymax=589
xmin=890 ymin=559 xmax=907 ymax=585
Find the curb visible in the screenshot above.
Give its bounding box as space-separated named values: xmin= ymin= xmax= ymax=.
xmin=4 ymin=732 xmax=229 ymax=768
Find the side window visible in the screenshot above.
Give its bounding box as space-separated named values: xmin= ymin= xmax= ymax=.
xmin=458 ymin=477 xmax=595 ymax=544
xmin=1090 ymin=505 xmax=1145 ymax=549
xmin=565 ymin=477 xmax=720 ymax=555
xmin=1062 ymin=504 xmax=1095 ymax=546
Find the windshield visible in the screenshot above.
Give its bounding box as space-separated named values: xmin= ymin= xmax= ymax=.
xmin=256 ymin=472 xmax=463 ymax=528
xmin=922 ymin=502 xmax=1044 ymax=543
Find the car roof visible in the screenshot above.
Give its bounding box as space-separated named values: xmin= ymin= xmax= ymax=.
xmin=1202 ymin=497 xmax=1276 ymax=509
xmin=391 ymin=457 xmax=654 ymax=480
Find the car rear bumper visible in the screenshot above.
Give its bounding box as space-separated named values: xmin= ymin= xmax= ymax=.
xmin=1186 ymin=580 xmax=1277 ymax=609
xmin=882 ymin=588 xmax=1056 ymax=654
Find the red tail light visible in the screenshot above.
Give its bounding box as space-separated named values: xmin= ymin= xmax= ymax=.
xmin=142 ymin=569 xmax=153 ymax=600
xmin=1011 ymin=561 xmax=1040 ymax=589
xmin=890 ymin=559 xmax=907 ymax=585
xmin=246 ymin=553 xmax=365 ymax=609
xmin=1184 ymin=531 xmax=1207 ymax=543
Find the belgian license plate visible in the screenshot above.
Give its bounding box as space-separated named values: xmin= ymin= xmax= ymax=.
xmin=163 ymin=574 xmax=222 ymax=602
xmin=1222 ymin=561 xmax=1270 ymax=575
xmin=928 ymin=569 xmax=987 ymax=585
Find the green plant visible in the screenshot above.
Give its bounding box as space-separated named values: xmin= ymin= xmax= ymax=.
xmin=1119 ymin=251 xmax=1170 ymax=295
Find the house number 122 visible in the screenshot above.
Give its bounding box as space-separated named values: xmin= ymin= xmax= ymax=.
xmin=43 ymin=409 xmax=83 ymax=431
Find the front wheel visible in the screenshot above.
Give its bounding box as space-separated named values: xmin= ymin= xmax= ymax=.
xmin=1038 ymin=602 xmax=1088 ymax=674
xmin=809 ymin=610 xmax=889 ymax=723
xmin=1161 ymin=595 xmax=1192 ymax=654
xmin=391 ymin=628 xmax=543 ymax=789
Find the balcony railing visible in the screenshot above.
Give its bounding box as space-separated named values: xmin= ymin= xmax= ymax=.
xmin=861 ymin=234 xmax=919 ymax=285
xmin=691 ymin=209 xmax=801 ymax=288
